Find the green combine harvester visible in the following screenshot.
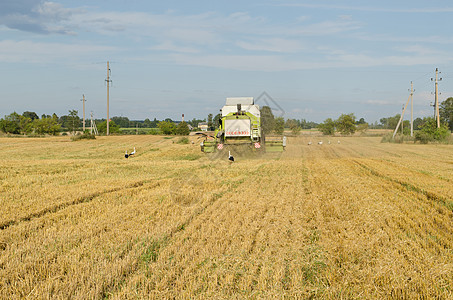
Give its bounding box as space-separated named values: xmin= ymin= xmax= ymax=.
xmin=200 ymin=97 xmax=286 ymax=153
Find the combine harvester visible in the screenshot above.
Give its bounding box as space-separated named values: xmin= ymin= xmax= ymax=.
xmin=200 ymin=97 xmax=286 ymax=153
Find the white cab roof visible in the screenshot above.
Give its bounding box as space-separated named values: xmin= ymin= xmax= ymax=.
xmin=225 ymin=97 xmax=254 ymax=105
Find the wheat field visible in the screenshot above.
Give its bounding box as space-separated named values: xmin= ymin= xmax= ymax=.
xmin=0 ymin=135 xmax=452 ymax=299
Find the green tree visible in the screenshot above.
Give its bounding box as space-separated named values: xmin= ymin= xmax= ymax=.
xmin=336 ymin=113 xmax=356 ymax=135
xmin=380 ymin=115 xmax=400 ymax=129
xmin=213 ymin=113 xmax=221 ymax=129
xmin=291 ymin=126 xmax=301 ymax=136
xmin=151 ymin=118 xmax=159 ymax=128
xmin=175 ymin=121 xmax=190 ymax=135
xmin=415 ymin=117 xmax=450 ymax=143
xmin=188 ymin=118 xmax=205 ymax=128
xmin=357 ymin=122 xmax=369 ymax=134
xmin=158 ymin=121 xmax=176 ymax=135
xmin=32 ymin=117 xmax=61 ymax=135
xmin=440 ymin=97 xmax=453 ymax=131
xmin=300 ymin=119 xmax=308 ymax=129
xmin=286 ymin=119 xmax=301 ymax=135
xmin=66 ymin=110 xmax=80 ymax=135
xmin=22 ymin=111 xmax=39 ymax=120
xmin=19 ymin=116 xmax=33 ymax=134
xmin=402 ymin=120 xmax=411 ymax=135
xmin=260 ymin=106 xmax=275 ymax=134
xmin=143 ymin=118 xmax=152 ymax=128
xmin=49 ymin=114 xmax=61 ymax=135
xmin=306 ymin=121 xmax=318 ymax=129
xmin=274 ymin=117 xmax=285 ymax=135
xmin=318 ymin=118 xmax=336 ymax=135
xmin=0 ymin=112 xmax=21 ymax=134
xmin=207 ymin=113 xmax=213 ymax=130
xmin=112 ymin=116 xmax=130 ymax=128
xmin=356 ymin=117 xmax=366 ymax=125
xmin=0 ymin=113 xmax=60 ymax=135
xmin=97 ymin=120 xmax=120 ymax=134
xmin=413 ymin=117 xmax=424 ymax=130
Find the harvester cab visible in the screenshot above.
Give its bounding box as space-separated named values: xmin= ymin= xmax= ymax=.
xmin=201 ymin=97 xmax=286 ymax=153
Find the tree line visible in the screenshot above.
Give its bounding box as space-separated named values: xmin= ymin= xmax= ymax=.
xmin=0 ymin=110 xmax=198 ymax=136
xmin=1 ymin=97 xmax=452 ymax=136
xmin=316 ymin=97 xmax=453 ymax=136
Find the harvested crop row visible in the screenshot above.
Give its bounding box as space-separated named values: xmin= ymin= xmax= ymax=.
xmin=0 ymin=136 xmax=451 ymax=299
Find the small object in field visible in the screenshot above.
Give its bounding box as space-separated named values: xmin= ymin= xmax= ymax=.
xmin=338 ymin=140 xmax=341 ymax=144
xmin=318 ymin=141 xmax=323 ymax=145
xmin=328 ymin=140 xmax=331 ymax=144
xmin=308 ymin=141 xmax=312 ymax=145
xmin=228 ymin=151 xmax=234 ymax=162
xmin=125 ymin=147 xmax=136 ymax=158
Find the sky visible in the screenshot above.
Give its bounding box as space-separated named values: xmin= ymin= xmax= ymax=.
xmin=1 ymin=0 xmax=453 ymax=123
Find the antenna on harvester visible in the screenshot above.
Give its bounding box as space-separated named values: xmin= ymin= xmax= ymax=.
xmin=393 ymin=82 xmax=414 ymax=139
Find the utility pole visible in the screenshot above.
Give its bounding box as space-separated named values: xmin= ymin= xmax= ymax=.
xmin=90 ymin=111 xmax=99 ymax=135
xmin=410 ymin=81 xmax=414 ymax=137
xmin=106 ymin=61 xmax=112 ymax=135
xmin=81 ymin=94 xmax=86 ymax=132
xmin=401 ymin=104 xmax=404 ymax=134
xmin=393 ymin=82 xmax=414 ymax=139
xmin=431 ymin=68 xmax=442 ymax=128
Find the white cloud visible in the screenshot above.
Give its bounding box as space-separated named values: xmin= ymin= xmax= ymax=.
xmin=273 ymin=3 xmax=453 ymax=13
xmin=356 ymin=33 xmax=453 ymax=45
xmin=291 ymin=108 xmax=313 ymax=114
xmin=161 ymin=46 xmax=453 ymax=71
xmin=0 ymin=0 xmax=43 ymax=16
xmin=0 ymin=1 xmax=83 ymax=34
xmin=33 ymin=2 xmax=78 ymax=22
xmin=296 ymin=15 xmax=310 ymax=22
xmin=150 ymin=41 xmax=200 ymax=54
xmin=0 ymin=40 xmax=115 ymax=63
xmin=70 ymin=11 xmax=227 ymax=47
xmin=394 ymin=45 xmax=442 ymax=56
xmin=286 ymin=19 xmax=361 ymax=36
xmin=366 ymin=99 xmax=394 ymax=106
xmin=57 ymin=8 xmax=360 ymax=49
xmin=236 ymin=38 xmax=306 ymax=53
xmin=1 ymin=3 xmax=451 ymax=72
xmin=167 ymin=53 xmax=319 ymax=71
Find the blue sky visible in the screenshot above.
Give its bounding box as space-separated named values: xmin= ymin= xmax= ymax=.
xmin=1 ymin=0 xmax=453 ymax=123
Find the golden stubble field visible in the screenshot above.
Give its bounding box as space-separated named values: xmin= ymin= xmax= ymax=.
xmin=0 ymin=135 xmax=452 ymax=299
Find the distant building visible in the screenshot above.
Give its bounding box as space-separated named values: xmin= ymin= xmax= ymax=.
xmin=198 ymin=122 xmax=208 ymax=131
